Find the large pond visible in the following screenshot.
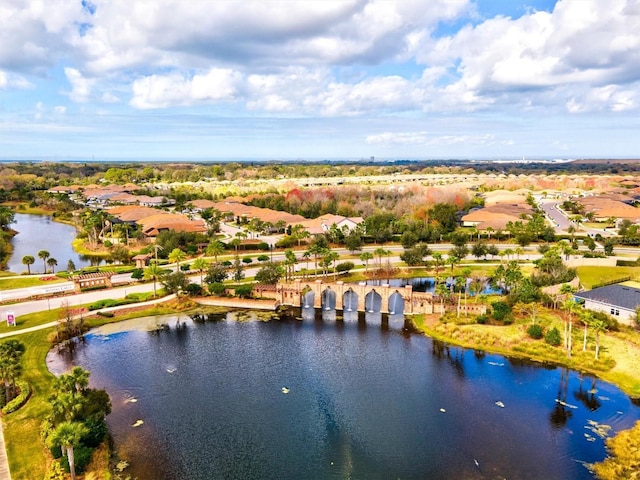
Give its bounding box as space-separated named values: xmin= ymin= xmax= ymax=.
xmin=48 ymin=310 xmax=639 ymax=480
xmin=6 ymin=213 xmax=102 ymax=272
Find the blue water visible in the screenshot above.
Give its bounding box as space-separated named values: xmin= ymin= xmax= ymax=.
xmin=48 ymin=311 xmax=640 ymax=479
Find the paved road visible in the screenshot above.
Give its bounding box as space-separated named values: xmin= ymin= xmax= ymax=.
xmin=539 ymin=199 xmax=572 ymax=232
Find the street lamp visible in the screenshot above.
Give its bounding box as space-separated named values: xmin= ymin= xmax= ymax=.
xmin=270 ymin=243 xmax=273 ymax=262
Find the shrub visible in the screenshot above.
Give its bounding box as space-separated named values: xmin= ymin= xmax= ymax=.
xmin=527 ymin=324 xmax=544 ymax=340
xmin=103 ymin=240 xmax=112 ymax=248
xmin=257 ymin=254 xmax=269 ymax=262
xmin=185 ymin=283 xmax=203 ymax=296
xmin=545 ymin=327 xmax=562 ymax=346
xmin=222 ymin=260 xmax=232 ymax=267
xmin=476 ymin=314 xmax=489 ymax=324
xmin=491 ymin=301 xmax=511 ymax=322
xmin=60 ymin=443 xmax=93 ymax=474
xmin=131 ymin=268 xmax=144 ymax=280
xmin=96 ymin=311 xmax=114 ymax=318
xmin=1 ymin=380 xmax=31 ymax=414
xmin=234 ymin=284 xmax=253 ymax=298
xmin=242 ymin=257 xmax=253 ymax=264
xmin=336 ymin=261 xmax=355 ymax=273
xmin=180 ymin=263 xmax=191 ymax=271
xmin=208 ymin=282 xmax=226 ymax=295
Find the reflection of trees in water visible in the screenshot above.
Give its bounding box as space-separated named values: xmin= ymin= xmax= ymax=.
xmin=431 ymin=340 xmax=465 ymax=378
xmin=473 ymin=350 xmax=486 ymax=360
xmin=549 ymin=368 xmax=573 ymax=428
xmin=574 ymin=374 xmax=601 ymax=411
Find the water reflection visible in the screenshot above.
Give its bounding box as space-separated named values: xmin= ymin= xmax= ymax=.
xmin=7 ymin=213 xmax=103 ymax=272
xmin=47 ymin=310 xmax=640 ymax=480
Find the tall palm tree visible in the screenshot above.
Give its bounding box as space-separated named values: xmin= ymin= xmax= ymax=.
xmin=144 ymin=264 xmax=164 ymax=297
xmin=359 ymin=251 xmax=373 ymax=275
xmin=38 ymin=250 xmax=50 ymax=273
xmin=47 ymin=257 xmax=58 ymax=273
xmin=47 ymin=422 xmax=89 ymax=480
xmin=168 ymin=248 xmax=187 ymax=270
xmin=206 ymin=240 xmax=225 ymax=262
xmin=431 ymin=252 xmax=443 ymax=278
xmin=21 ymin=255 xmax=35 ymax=275
xmin=192 ymin=257 xmax=208 ymax=285
xmin=373 ymin=247 xmax=390 ymax=269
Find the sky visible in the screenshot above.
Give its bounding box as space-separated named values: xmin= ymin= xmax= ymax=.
xmin=2 ymin=0 xmax=640 ymax=161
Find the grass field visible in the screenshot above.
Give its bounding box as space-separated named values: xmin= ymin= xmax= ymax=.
xmin=0 ymin=275 xmax=66 ymax=291
xmin=576 ymin=265 xmax=640 ymax=289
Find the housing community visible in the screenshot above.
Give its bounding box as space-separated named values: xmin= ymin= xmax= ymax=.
xmin=47 ymin=173 xmax=640 ymax=325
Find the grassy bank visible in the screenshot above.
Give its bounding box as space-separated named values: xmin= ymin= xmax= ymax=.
xmin=0 ymin=275 xmax=66 ymax=291
xmin=1 ymin=298 xmax=194 ymax=479
xmin=412 ymin=310 xmax=640 ymax=397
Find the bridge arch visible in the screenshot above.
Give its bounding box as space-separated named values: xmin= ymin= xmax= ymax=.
xmin=388 ymin=291 xmax=405 ymax=315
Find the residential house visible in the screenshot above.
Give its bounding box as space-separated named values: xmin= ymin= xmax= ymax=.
xmin=573 ymin=283 xmax=640 ymax=325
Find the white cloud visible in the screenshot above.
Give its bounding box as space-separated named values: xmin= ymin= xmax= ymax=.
xmin=366 ymin=131 xmax=499 ymax=146
xmin=130 ymin=68 xmax=242 ymax=109
xmin=64 ymin=67 xmax=96 ymax=102
xmin=54 ymin=105 xmax=66 ymax=114
xmin=0 ymin=69 xmax=33 ymax=89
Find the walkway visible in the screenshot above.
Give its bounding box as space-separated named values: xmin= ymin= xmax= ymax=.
xmin=0 ymin=419 xmax=9 ymax=480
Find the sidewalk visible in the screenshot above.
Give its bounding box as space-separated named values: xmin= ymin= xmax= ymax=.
xmin=0 ymin=418 xmax=10 ymax=480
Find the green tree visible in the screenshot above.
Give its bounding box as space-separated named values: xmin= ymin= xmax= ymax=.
xmin=192 ymin=257 xmax=208 ymax=286
xmin=47 ymin=421 xmax=89 ymax=480
xmin=374 ymin=247 xmax=391 ymax=269
xmin=0 ymin=339 xmax=25 ymax=404
xmin=232 ymin=255 xmax=244 ymax=282
xmin=47 ymin=257 xmax=58 ymax=273
xmin=168 ymin=248 xmax=187 ymax=269
xmin=206 ymin=240 xmax=225 ymax=262
xmin=38 ymin=249 xmax=50 ymax=273
xmin=283 ymin=249 xmax=297 ymax=281
xmin=359 ymin=251 xmax=374 ymax=274
xmin=161 ymin=272 xmax=190 ymax=295
xmin=0 ymin=206 xmax=15 ymax=230
xmin=204 ymin=263 xmax=228 ymax=284
xmin=255 ymin=262 xmax=284 ymax=285
xmin=21 ymin=255 xmax=35 ymax=274
xmin=143 ymin=264 xmax=165 ymax=297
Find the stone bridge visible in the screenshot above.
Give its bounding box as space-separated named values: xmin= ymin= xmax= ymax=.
xmin=274 ymin=280 xmax=487 ymax=316
xmin=273 ymin=280 xmax=413 ymax=315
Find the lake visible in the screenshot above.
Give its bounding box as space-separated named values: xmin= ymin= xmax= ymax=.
xmin=48 ymin=310 xmax=639 ymax=480
xmin=6 ymin=213 xmax=102 ymax=272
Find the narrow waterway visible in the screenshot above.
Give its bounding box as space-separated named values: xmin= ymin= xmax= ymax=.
xmin=48 ymin=310 xmax=640 ymax=480
xmin=6 ymin=213 xmax=101 ymax=272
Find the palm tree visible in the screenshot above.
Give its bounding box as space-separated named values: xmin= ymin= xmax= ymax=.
xmin=579 ymin=310 xmax=593 ymax=352
xmin=21 ymin=255 xmax=35 ymax=275
xmin=206 ymin=240 xmax=225 ymax=262
xmin=38 ymin=250 xmax=50 ymax=273
xmin=284 ymin=249 xmax=297 ymax=281
xmin=47 ymin=257 xmax=58 ymax=273
xmin=168 ymin=248 xmax=187 ymax=270
xmin=431 ymin=252 xmax=443 ymax=278
xmin=374 ymin=247 xmax=390 ymax=269
xmin=302 ymin=250 xmax=311 ymax=277
xmin=192 ymin=257 xmax=208 ymax=285
xmin=144 ymin=264 xmax=164 ymax=297
xmin=591 ymin=318 xmax=608 ymax=360
xmin=47 ymin=422 xmax=89 ymax=480
xmin=359 ymin=251 xmax=374 ymax=274
xmin=308 ymin=242 xmax=325 ymax=277
xmin=435 ymin=282 xmax=449 ymax=314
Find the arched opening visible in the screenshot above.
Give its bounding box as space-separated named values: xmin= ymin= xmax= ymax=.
xmin=364 ymin=289 xmax=382 ymax=313
xmin=301 ymin=286 xmax=314 ymax=309
xmin=388 ymin=291 xmax=405 ymax=315
xmin=343 ymin=288 xmax=358 ymax=312
xmin=321 ymin=287 xmax=336 ymax=311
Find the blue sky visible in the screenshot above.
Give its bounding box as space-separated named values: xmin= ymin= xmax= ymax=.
xmin=2 ymin=0 xmax=640 ymax=161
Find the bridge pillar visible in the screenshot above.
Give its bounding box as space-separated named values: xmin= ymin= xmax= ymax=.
xmin=405 ymin=285 xmax=413 ymax=314
xmin=379 ymin=284 xmax=390 ymax=314
xmin=292 ymin=279 xmax=301 ymax=307
xmin=335 ymin=281 xmax=345 ymax=311
xmin=313 ymin=280 xmax=323 ymax=308
xmin=355 ymin=282 xmax=367 ymax=312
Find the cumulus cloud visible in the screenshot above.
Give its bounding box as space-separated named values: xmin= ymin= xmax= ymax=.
xmin=130 ymin=68 xmax=242 ymax=109
xmin=418 ymin=0 xmax=640 ymax=112
xmin=65 ymin=67 xmax=96 ymax=102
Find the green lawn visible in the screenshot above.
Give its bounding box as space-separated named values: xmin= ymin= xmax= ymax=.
xmin=2 ymin=329 xmax=55 ymax=480
xmin=0 ymin=276 xmax=66 ymax=291
xmin=576 ymin=265 xmax=640 ymax=289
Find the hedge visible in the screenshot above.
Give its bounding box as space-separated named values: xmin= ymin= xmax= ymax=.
xmin=2 ymin=380 xmax=31 ymax=414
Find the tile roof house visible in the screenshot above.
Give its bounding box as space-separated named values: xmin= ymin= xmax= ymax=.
xmin=461 ymin=204 xmax=533 ymax=231
xmin=137 ymin=213 xmax=208 ymax=237
xmin=573 ymin=284 xmax=640 ymax=325
xmin=295 ymin=214 xmax=364 ymax=235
